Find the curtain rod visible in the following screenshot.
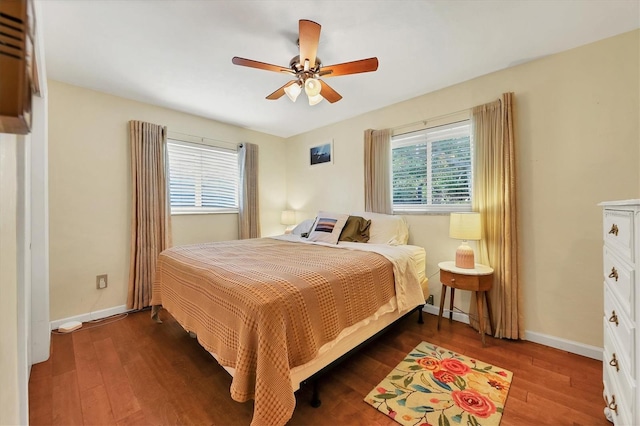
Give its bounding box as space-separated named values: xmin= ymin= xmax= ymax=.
xmin=167 ymin=130 xmax=240 ymax=148
xmin=391 ymin=106 xmax=472 ymax=133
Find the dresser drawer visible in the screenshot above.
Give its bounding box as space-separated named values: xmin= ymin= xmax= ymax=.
xmin=604 ymin=328 xmax=635 ymax=403
xmin=604 ymin=286 xmax=635 ymax=374
xmin=604 ymin=247 xmax=635 ymax=319
xmin=604 ymin=209 xmax=635 ymax=262
xmin=604 ymin=363 xmax=633 ymax=426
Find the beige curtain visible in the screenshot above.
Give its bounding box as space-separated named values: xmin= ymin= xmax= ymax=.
xmin=238 ymin=142 xmax=260 ymax=239
xmin=127 ymin=120 xmax=172 ymax=310
xmin=470 ymin=93 xmax=522 ymax=339
xmin=364 ymin=128 xmax=392 ymax=214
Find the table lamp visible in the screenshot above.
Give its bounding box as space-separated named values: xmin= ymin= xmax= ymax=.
xmin=449 ymin=212 xmax=481 ymax=269
xmin=281 ymin=210 xmax=297 ymax=233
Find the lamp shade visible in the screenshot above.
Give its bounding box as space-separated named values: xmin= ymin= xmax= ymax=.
xmin=304 ymin=78 xmax=321 ymax=97
xmin=308 ymin=93 xmax=323 ymax=106
xmin=284 ymin=82 xmax=301 ymax=102
xmin=280 ymin=210 xmax=296 ymax=226
xmin=449 ymin=212 xmax=481 ymax=241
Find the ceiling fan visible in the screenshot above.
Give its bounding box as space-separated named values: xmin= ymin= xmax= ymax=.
xmin=232 ymin=19 xmax=378 ymax=106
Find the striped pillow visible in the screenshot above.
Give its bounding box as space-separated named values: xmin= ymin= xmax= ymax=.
xmin=307 ymin=211 xmax=349 ymax=244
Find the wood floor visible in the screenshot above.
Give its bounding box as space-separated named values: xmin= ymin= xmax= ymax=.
xmin=29 ymin=309 xmax=608 ymax=425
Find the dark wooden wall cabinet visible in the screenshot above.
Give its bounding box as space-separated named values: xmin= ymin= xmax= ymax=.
xmin=0 ymin=0 xmax=37 ymax=135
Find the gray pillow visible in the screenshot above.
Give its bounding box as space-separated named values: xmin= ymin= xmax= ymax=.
xmin=292 ymin=219 xmax=315 ymax=236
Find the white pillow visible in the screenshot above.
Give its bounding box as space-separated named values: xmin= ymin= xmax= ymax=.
xmin=352 ymin=212 xmax=409 ymax=245
xmin=291 ymin=219 xmax=315 ymax=236
xmin=307 ymin=211 xmax=349 ymax=244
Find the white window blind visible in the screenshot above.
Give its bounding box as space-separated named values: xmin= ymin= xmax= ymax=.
xmin=392 ymin=121 xmax=472 ymax=213
xmin=167 ymin=139 xmax=239 ymax=214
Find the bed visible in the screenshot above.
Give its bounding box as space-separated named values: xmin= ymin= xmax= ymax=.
xmin=150 ymin=212 xmax=428 ymax=426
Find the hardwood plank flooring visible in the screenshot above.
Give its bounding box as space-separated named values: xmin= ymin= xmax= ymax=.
xmin=29 ymin=310 xmax=608 ymax=425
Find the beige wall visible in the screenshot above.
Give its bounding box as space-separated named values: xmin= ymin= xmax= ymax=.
xmin=48 ymin=81 xmax=287 ymax=321
xmin=0 ymin=134 xmax=20 ymax=425
xmin=285 ymin=30 xmax=640 ymax=348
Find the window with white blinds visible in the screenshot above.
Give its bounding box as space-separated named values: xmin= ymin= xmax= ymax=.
xmin=392 ymin=120 xmax=472 ymax=213
xmin=167 ymin=139 xmax=239 ymax=214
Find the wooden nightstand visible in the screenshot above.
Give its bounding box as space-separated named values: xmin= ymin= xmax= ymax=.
xmin=437 ymin=261 xmax=495 ymax=346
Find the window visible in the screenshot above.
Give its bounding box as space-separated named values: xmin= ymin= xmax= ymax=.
xmin=167 ymin=139 xmax=239 ymax=214
xmin=392 ymin=120 xmax=472 ymax=213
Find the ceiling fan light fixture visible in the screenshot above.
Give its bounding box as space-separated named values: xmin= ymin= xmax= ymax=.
xmin=284 ymin=82 xmax=302 ymax=102
xmin=304 ymin=78 xmax=321 ymax=97
xmin=308 ymin=93 xmax=323 ymax=106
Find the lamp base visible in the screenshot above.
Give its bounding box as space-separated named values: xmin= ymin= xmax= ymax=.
xmin=455 ymin=242 xmax=475 ymax=269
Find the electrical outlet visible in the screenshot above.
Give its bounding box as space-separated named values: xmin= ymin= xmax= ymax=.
xmin=426 ymin=295 xmax=434 ymax=305
xmin=96 ymin=274 xmax=108 ymax=290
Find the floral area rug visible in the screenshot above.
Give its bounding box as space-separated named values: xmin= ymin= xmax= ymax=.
xmin=364 ymin=342 xmax=512 ymax=426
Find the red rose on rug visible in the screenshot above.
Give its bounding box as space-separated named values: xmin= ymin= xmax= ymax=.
xmin=440 ymin=358 xmax=470 ymax=375
xmin=451 ymin=389 xmax=496 ymax=418
xmin=433 ymin=369 xmax=456 ymax=383
xmin=417 ymin=357 xmax=440 ymax=371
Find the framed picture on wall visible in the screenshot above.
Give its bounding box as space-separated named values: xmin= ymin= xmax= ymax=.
xmin=309 ymin=141 xmax=333 ymax=166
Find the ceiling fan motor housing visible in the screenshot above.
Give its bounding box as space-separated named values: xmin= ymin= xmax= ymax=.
xmin=289 ymin=55 xmax=322 ymax=82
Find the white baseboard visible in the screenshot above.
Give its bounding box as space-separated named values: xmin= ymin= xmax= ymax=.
xmin=420 ymin=305 xmax=603 ymax=361
xmin=524 ymin=330 xmax=602 ymax=361
xmin=423 ymin=303 xmax=470 ymax=324
xmin=50 ymin=304 xmax=131 ymax=330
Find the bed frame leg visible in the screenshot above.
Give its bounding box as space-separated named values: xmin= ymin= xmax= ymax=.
xmin=310 ymin=380 xmax=322 ymax=408
xmin=417 ymin=305 xmax=424 ymax=324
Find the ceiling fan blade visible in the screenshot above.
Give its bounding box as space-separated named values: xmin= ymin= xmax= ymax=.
xmin=319 ymin=80 xmax=342 ymax=103
xmin=299 ymin=19 xmax=321 ymax=69
xmin=266 ymin=80 xmax=297 ymax=100
xmin=320 ymin=57 xmax=379 ymax=77
xmin=232 ymin=57 xmax=294 ymax=75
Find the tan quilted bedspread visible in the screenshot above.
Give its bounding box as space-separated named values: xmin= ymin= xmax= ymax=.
xmin=151 ymin=238 xmax=398 ymax=426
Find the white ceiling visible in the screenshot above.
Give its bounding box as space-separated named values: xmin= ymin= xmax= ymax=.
xmin=40 ymin=0 xmax=639 ymax=138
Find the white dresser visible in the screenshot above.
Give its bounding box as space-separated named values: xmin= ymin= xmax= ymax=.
xmin=601 ymin=200 xmax=640 ymax=425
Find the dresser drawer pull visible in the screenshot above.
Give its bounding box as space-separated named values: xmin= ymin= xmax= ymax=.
xmin=609 ymin=353 xmax=620 ymax=372
xmin=609 ymin=311 xmax=619 ymax=326
xmin=609 ymin=224 xmax=619 ymax=236
xmin=608 ymin=395 xmax=618 ymax=415
xmin=608 ymin=267 xmax=619 ymax=281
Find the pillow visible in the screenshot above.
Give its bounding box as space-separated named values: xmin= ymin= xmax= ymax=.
xmin=338 ymin=216 xmax=371 ymax=243
xmin=291 ymin=219 xmax=315 ymax=236
xmin=352 ymin=211 xmax=409 ymax=245
xmin=302 ymin=217 xmax=318 ymax=238
xmin=307 ymin=211 xmax=349 ymax=244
